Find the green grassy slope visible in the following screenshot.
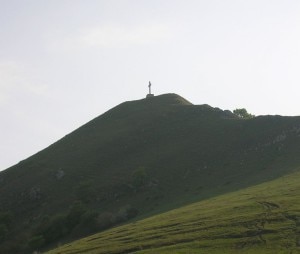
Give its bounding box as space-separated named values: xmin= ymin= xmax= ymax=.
xmin=47 ymin=169 xmax=300 ymax=254
xmin=1 ymin=93 xmax=300 ymax=252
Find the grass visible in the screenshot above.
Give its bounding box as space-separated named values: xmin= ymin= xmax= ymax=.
xmin=47 ymin=169 xmax=300 ymax=254
xmin=1 ymin=93 xmax=300 ymax=253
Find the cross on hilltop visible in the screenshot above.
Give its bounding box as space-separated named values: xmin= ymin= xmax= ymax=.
xmin=148 ymin=81 xmax=152 ymax=94
xmin=146 ymin=81 xmax=154 ymax=98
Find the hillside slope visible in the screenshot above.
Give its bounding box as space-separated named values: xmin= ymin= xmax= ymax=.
xmin=1 ymin=93 xmax=300 ymax=253
xmin=47 ymin=169 xmax=300 ymax=254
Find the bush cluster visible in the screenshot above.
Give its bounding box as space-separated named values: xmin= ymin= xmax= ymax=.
xmin=29 ymin=203 xmax=138 ymax=252
xmin=0 ymin=211 xmax=12 ymax=243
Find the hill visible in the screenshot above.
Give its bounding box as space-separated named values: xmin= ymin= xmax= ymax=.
xmin=1 ymin=93 xmax=300 ymax=253
xmin=47 ymin=168 xmax=300 ymax=254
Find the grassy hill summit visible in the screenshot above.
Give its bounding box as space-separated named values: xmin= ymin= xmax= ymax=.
xmin=1 ymin=93 xmax=300 ymax=253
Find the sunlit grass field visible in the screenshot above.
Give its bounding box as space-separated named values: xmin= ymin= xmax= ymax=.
xmin=47 ymin=169 xmax=300 ymax=254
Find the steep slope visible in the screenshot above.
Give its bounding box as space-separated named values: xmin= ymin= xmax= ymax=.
xmin=1 ymin=93 xmax=300 ymax=253
xmin=47 ymin=168 xmax=300 ymax=254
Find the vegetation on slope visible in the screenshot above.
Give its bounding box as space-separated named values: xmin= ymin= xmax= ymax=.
xmin=47 ymin=169 xmax=300 ymax=254
xmin=1 ymin=93 xmax=300 ymax=252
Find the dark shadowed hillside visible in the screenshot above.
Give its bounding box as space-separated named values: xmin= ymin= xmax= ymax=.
xmin=1 ymin=93 xmax=300 ymax=253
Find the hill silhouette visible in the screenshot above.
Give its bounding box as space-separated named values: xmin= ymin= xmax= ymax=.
xmin=1 ymin=93 xmax=300 ymax=253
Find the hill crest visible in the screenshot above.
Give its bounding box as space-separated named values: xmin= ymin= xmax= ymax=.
xmin=1 ymin=93 xmax=300 ymax=253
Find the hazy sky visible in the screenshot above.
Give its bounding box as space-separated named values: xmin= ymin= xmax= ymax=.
xmin=1 ymin=0 xmax=300 ymax=170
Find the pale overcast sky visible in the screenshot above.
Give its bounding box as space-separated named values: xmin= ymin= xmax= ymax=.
xmin=1 ymin=0 xmax=300 ymax=170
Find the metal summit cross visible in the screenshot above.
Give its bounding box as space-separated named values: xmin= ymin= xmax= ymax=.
xmin=148 ymin=81 xmax=152 ymax=94
xmin=146 ymin=81 xmax=154 ymax=98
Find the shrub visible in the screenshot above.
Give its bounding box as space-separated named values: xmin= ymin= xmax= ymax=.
xmin=28 ymin=235 xmax=45 ymax=251
xmin=66 ymin=201 xmax=86 ymax=230
xmin=75 ymin=180 xmax=96 ymax=203
xmin=131 ymin=167 xmax=149 ymax=190
xmin=70 ymin=209 xmax=99 ymax=237
xmin=0 ymin=212 xmax=12 ymax=226
xmin=115 ymin=205 xmax=138 ymax=223
xmin=233 ymin=108 xmax=255 ymax=119
xmin=80 ymin=209 xmax=99 ymax=231
xmin=0 ymin=211 xmax=13 ymax=243
xmin=42 ymin=215 xmax=68 ymax=244
xmin=0 ymin=224 xmax=7 ymax=242
xmin=96 ymin=212 xmax=115 ymax=230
